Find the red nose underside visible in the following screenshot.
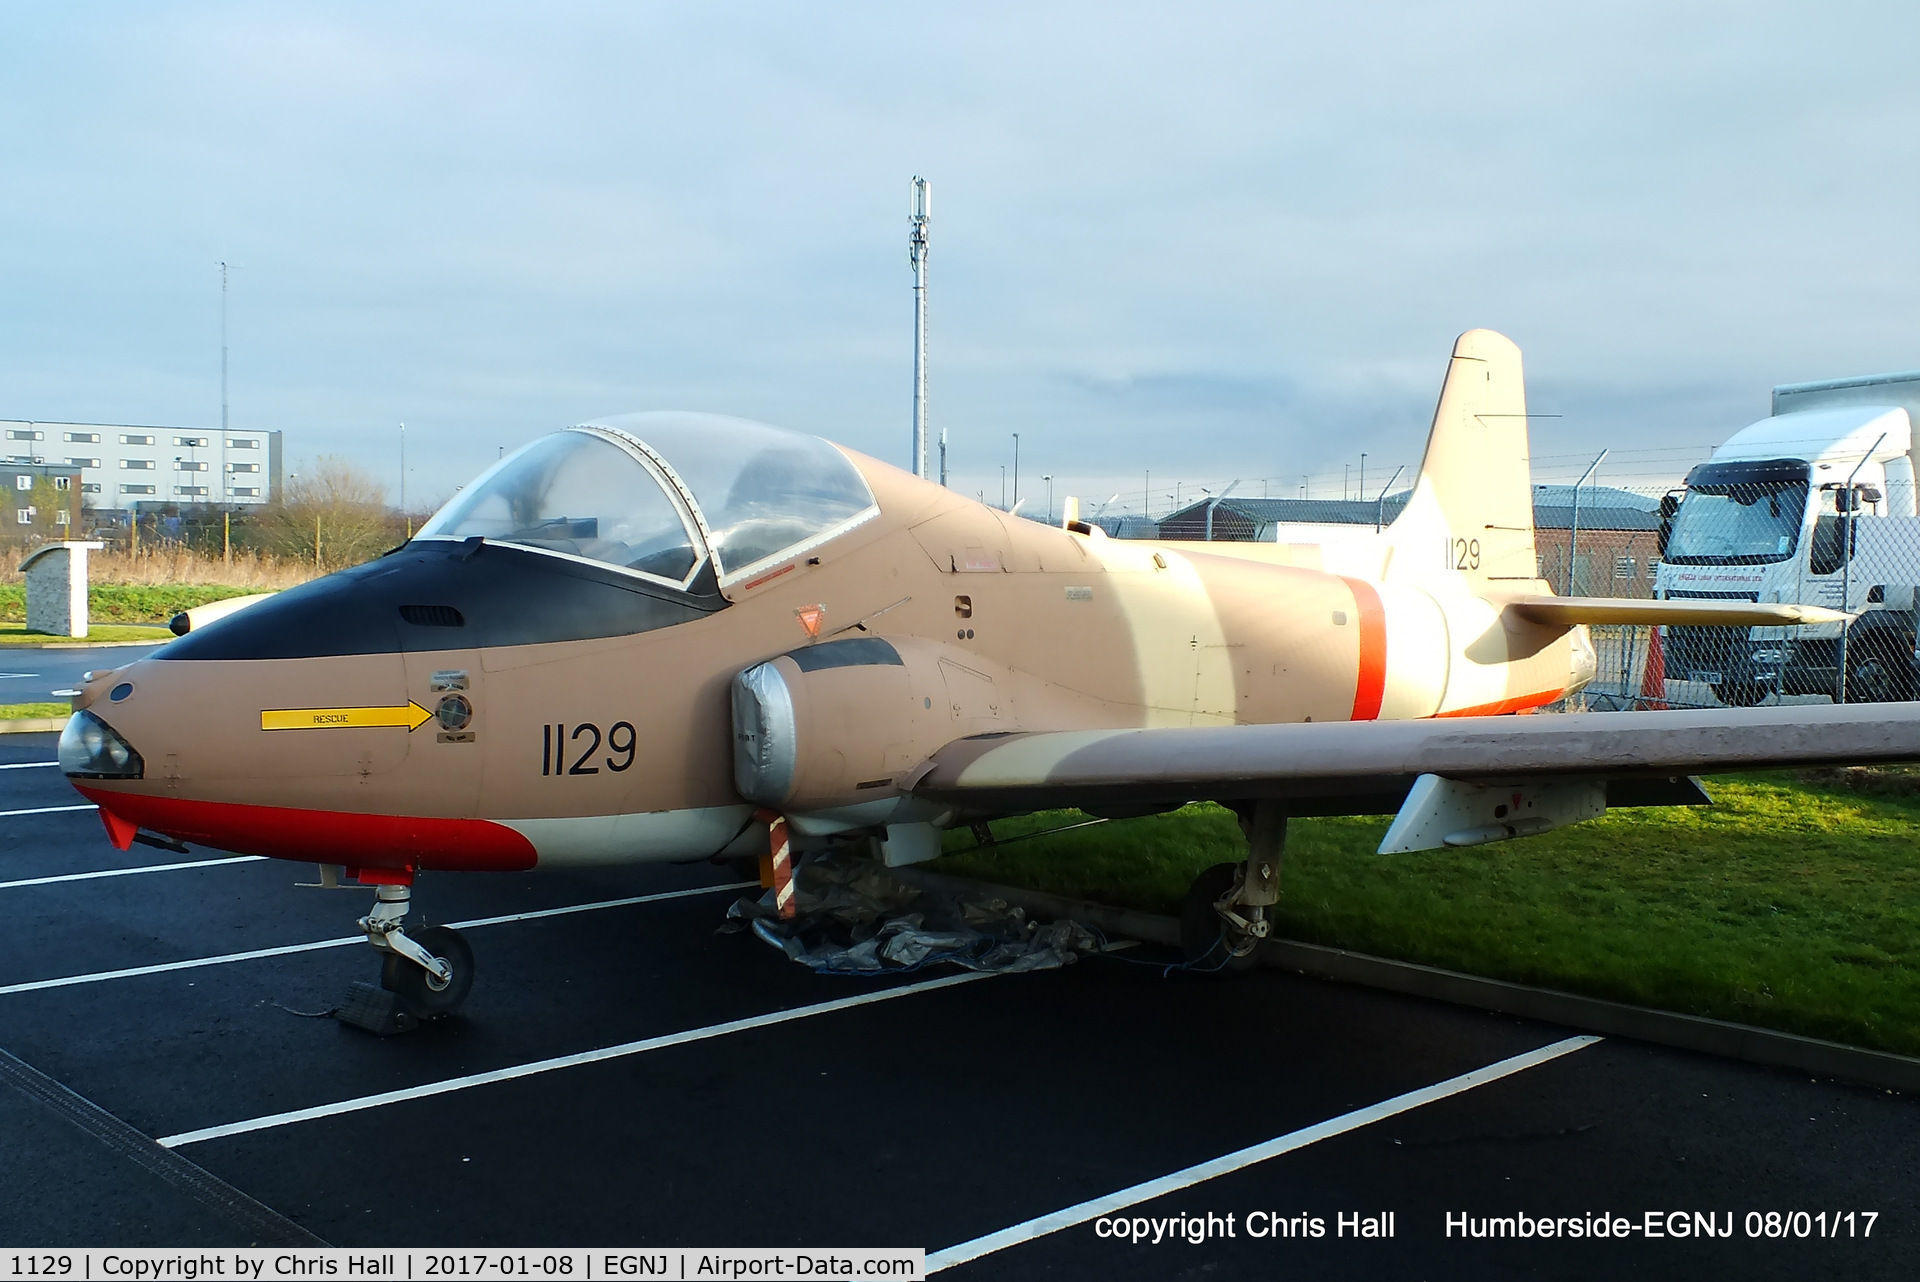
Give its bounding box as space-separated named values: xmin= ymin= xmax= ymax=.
xmin=71 ymin=785 xmax=537 ymax=872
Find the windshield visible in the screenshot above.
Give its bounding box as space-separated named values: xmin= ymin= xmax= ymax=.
xmin=588 ymin=412 xmax=877 ymax=579
xmin=416 ymin=430 xmax=702 ymax=583
xmin=1665 ymin=481 xmax=1808 ymax=564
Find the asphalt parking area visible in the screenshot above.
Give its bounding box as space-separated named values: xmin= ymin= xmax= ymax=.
xmin=0 ymin=643 xmax=164 ymax=705
xmin=2 ymin=728 xmax=1916 ymax=1279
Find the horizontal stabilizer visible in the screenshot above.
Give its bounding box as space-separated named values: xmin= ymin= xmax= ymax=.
xmin=1507 ymin=596 xmax=1851 ymax=628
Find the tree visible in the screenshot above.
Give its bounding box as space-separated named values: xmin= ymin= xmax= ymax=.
xmin=252 ymin=456 xmax=398 ymax=569
xmin=13 ymin=476 xmax=80 ymax=545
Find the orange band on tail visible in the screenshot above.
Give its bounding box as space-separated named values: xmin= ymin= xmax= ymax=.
xmin=1339 ymin=576 xmax=1388 ymax=721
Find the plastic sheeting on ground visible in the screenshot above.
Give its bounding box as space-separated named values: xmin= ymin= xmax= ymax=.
xmin=723 ymin=849 xmax=1105 ymax=974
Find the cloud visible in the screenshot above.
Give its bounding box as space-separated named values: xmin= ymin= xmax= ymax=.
xmin=1 ymin=1 xmax=1917 ymax=514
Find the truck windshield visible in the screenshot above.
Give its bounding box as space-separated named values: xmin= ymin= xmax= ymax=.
xmin=1665 ymin=480 xmax=1808 ymax=564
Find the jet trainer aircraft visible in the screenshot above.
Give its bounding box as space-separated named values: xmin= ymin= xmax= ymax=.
xmin=58 ymin=329 xmax=1920 ymax=1014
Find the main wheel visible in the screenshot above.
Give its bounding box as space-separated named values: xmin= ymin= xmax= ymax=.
xmin=380 ymin=926 xmax=475 ymax=1018
xmin=1179 ymin=862 xmax=1260 ymax=972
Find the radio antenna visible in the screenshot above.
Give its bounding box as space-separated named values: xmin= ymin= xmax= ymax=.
xmin=909 ymin=177 xmax=933 ymax=481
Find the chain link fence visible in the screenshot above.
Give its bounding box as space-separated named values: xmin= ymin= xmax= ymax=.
xmin=1540 ymin=479 xmax=1920 ymax=710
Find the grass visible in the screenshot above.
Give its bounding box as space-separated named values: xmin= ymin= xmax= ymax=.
xmin=0 ymin=545 xmax=318 ymax=592
xmin=0 ymin=583 xmax=259 ymax=625
xmin=0 ymin=622 xmax=173 ymax=646
xmin=0 ymin=702 xmax=69 ymax=720
xmin=933 ymin=772 xmax=1920 ymax=1058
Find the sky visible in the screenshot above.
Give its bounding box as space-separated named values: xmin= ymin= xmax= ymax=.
xmin=3 ymin=2 xmax=1919 ymax=517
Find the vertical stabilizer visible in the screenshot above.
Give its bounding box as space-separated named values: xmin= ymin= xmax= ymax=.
xmin=1384 ymin=329 xmax=1538 ymax=588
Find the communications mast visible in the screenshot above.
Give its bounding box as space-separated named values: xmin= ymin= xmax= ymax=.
xmin=909 ymin=177 xmax=939 ymax=483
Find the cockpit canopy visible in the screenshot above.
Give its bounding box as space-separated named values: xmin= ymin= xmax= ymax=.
xmin=417 ymin=412 xmax=878 ymax=588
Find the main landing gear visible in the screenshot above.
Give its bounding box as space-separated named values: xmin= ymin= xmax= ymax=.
xmin=358 ymin=881 xmax=475 ymax=1018
xmin=1180 ymin=801 xmax=1286 ymax=971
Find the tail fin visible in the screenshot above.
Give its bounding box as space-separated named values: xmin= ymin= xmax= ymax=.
xmin=1384 ymin=328 xmax=1538 ymax=589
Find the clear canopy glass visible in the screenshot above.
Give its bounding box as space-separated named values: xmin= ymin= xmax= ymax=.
xmin=417 ymin=430 xmax=701 ymax=582
xmin=588 ymin=412 xmax=877 ymax=578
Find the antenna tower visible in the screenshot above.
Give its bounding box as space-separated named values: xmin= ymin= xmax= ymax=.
xmin=909 ymin=177 xmax=932 ymax=480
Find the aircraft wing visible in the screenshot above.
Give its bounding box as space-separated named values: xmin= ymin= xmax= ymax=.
xmin=1507 ymin=596 xmax=1850 ymax=628
xmin=911 ymin=702 xmax=1920 ymax=817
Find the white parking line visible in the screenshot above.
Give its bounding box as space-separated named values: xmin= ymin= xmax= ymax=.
xmin=0 ymin=803 xmax=96 ymax=818
xmin=925 ymin=1035 xmax=1603 ymax=1273
xmin=160 ymin=971 xmax=990 ymax=1147
xmin=442 ymin=884 xmax=754 ymax=930
xmin=0 ymin=856 xmax=268 ymax=891
xmin=0 ymin=881 xmax=757 ymax=997
xmin=0 ymin=760 xmax=58 ymax=769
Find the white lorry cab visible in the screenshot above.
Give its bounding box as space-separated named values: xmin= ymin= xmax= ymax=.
xmin=1656 ymin=371 xmax=1920 ymax=705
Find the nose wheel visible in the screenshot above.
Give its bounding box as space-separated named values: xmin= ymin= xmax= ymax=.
xmin=357 ymin=881 xmax=476 ymax=1018
xmin=380 ymin=925 xmax=474 ymax=1017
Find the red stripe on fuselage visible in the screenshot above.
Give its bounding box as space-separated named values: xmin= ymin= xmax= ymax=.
xmin=69 ymin=786 xmax=537 ymax=872
xmin=1339 ymin=577 xmax=1388 ymax=721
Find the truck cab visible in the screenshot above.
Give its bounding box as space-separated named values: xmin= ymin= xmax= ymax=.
xmin=1657 ymin=380 xmax=1920 ymax=705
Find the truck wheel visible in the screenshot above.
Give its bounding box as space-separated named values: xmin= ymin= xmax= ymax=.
xmin=1845 ymin=638 xmax=1914 ymax=704
xmin=1712 ymin=681 xmax=1768 ymax=707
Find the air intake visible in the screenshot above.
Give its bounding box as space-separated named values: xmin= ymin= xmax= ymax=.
xmin=399 ymin=605 xmax=466 ymax=627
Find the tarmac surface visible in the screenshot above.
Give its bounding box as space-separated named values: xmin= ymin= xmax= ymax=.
xmin=2 ymin=715 xmax=1917 ymax=1279
xmin=0 ymin=642 xmax=164 ymax=704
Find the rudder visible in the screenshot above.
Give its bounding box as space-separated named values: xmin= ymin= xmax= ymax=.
xmin=1385 ymin=329 xmax=1539 ymax=588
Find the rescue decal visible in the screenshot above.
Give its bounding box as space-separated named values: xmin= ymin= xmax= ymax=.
xmin=1340 ymin=576 xmax=1388 ymax=721
xmin=260 ymin=703 xmax=433 ymax=732
xmin=742 ymin=562 xmax=796 ymax=591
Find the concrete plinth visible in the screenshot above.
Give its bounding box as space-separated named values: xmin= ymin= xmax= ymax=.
xmin=18 ymin=541 xmax=104 ymax=638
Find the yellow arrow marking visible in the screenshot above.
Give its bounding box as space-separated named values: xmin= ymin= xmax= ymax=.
xmin=261 ymin=702 xmax=434 ymax=732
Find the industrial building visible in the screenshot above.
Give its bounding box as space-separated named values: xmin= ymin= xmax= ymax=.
xmin=1 ymin=460 xmax=84 ymax=532
xmin=1153 ymin=486 xmax=1663 ymax=597
xmin=0 ymin=419 xmax=282 ymax=515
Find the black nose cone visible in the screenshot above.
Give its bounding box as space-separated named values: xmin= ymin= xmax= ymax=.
xmin=160 ymin=541 xmax=726 ymax=661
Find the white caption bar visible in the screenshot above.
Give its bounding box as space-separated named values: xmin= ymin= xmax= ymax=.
xmin=0 ymin=1249 xmax=924 ymax=1281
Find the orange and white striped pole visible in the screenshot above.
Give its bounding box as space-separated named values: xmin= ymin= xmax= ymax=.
xmin=758 ymin=809 xmax=796 ymax=920
xmin=1639 ymin=625 xmax=1668 ymax=711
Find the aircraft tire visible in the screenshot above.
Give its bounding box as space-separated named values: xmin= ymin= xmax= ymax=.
xmin=1179 ymin=863 xmax=1259 ymax=974
xmin=381 ymin=926 xmax=475 ymax=1018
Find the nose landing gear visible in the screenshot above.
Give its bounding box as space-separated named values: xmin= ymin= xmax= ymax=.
xmin=357 ymin=882 xmax=475 ymax=1018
